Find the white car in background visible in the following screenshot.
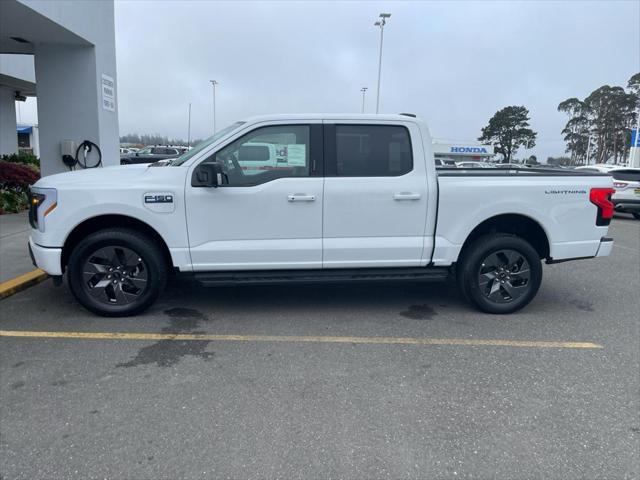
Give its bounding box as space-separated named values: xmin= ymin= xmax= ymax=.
xmin=455 ymin=161 xmax=491 ymax=169
xmin=576 ymin=165 xmax=640 ymax=219
xmin=434 ymin=157 xmax=457 ymax=167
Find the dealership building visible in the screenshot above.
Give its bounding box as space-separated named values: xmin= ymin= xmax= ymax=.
xmin=0 ymin=0 xmax=119 ymax=176
xmin=432 ymin=139 xmax=495 ymax=163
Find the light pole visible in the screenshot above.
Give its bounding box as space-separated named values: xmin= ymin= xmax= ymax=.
xmin=374 ymin=13 xmax=391 ymax=114
xmin=209 ymin=79 xmax=218 ymax=134
xmin=187 ymin=102 xmax=192 ymax=149
xmin=360 ymin=87 xmax=368 ymax=113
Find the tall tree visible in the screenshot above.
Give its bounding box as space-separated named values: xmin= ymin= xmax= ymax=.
xmin=478 ymin=106 xmax=537 ymax=163
xmin=558 ymin=98 xmax=590 ymax=164
xmin=558 ymin=73 xmax=639 ymax=165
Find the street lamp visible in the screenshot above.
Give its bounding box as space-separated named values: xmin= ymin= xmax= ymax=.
xmin=374 ymin=13 xmax=391 ymax=114
xmin=209 ymin=79 xmax=218 ymax=134
xmin=360 ymin=87 xmax=368 ymax=113
xmin=187 ymin=102 xmax=192 ymax=149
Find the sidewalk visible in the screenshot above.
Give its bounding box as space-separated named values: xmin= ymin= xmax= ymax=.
xmin=0 ymin=212 xmax=36 ymax=282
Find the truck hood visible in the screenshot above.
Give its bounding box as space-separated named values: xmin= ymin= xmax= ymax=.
xmin=34 ymin=163 xmax=185 ymax=189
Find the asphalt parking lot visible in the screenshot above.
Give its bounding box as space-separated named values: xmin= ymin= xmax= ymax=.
xmin=1 ymin=216 xmax=639 ymax=479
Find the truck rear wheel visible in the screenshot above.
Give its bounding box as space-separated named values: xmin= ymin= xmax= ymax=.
xmin=67 ymin=228 xmax=167 ymax=317
xmin=457 ymin=234 xmax=542 ymax=314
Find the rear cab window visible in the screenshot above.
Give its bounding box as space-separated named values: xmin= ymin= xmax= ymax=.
xmin=330 ymin=125 xmax=413 ymax=177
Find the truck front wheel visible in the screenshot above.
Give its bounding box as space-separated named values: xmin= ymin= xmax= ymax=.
xmin=67 ymin=228 xmax=167 ymax=317
xmin=457 ymin=234 xmax=542 ymax=314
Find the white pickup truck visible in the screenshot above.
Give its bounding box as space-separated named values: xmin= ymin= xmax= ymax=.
xmin=28 ymin=114 xmax=615 ymax=316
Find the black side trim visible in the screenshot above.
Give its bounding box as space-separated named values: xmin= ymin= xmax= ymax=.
xmin=190 ymin=267 xmax=450 ymax=286
xmin=546 ymin=256 xmax=594 ymax=265
xmin=323 ymin=124 xmax=337 ymax=176
xmin=310 ymin=124 xmax=324 ymax=177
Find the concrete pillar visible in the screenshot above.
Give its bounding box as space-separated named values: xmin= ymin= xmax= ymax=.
xmin=0 ymin=86 xmax=18 ymax=155
xmin=34 ymin=42 xmax=119 ymax=176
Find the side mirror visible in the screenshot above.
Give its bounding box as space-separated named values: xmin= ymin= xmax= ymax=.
xmin=191 ymin=162 xmax=227 ymax=187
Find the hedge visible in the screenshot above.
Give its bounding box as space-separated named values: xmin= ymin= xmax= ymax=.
xmin=0 ymin=161 xmax=41 ymax=214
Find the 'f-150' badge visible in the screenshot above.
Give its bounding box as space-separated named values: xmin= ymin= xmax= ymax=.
xmin=143 ymin=192 xmax=175 ymax=213
xmin=145 ymin=194 xmax=173 ymax=203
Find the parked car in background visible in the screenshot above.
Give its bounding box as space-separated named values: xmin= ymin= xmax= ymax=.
xmin=455 ymin=161 xmax=491 ymax=169
xmin=576 ymin=165 xmax=640 ymax=219
xmin=120 ymin=146 xmax=182 ymax=165
xmin=495 ymin=163 xmax=527 ymax=169
xmin=434 ymin=157 xmax=457 ymax=167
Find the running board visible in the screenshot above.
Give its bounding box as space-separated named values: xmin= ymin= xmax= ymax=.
xmin=193 ymin=267 xmax=450 ymax=287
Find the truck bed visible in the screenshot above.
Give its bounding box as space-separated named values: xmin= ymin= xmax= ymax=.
xmin=432 ymin=168 xmax=613 ymax=266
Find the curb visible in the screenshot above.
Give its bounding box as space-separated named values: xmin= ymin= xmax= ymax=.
xmin=0 ymin=269 xmax=49 ymax=299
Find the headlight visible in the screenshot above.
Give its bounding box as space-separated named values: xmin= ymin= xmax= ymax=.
xmin=28 ymin=187 xmax=57 ymax=232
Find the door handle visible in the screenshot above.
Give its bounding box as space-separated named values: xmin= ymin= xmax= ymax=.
xmin=288 ymin=194 xmax=316 ymax=202
xmin=393 ymin=192 xmax=421 ymax=201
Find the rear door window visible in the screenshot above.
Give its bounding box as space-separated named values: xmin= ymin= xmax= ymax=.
xmin=332 ymin=125 xmax=412 ymax=177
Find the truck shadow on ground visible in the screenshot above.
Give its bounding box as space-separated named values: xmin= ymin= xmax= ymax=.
xmin=157 ymin=277 xmax=463 ymax=317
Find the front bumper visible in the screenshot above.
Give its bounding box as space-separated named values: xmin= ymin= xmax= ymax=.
xmin=28 ymin=237 xmax=63 ymax=275
xmin=595 ymin=236 xmax=613 ymax=257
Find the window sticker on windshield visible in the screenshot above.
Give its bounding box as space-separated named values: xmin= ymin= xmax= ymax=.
xmin=285 ymin=144 xmax=307 ymax=166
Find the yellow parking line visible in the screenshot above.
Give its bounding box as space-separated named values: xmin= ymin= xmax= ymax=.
xmin=0 ymin=269 xmax=48 ymax=299
xmin=0 ymin=330 xmax=602 ymax=349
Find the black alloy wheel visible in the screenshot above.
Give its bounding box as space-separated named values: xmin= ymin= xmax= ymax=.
xmin=478 ymin=249 xmax=531 ymax=304
xmin=68 ymin=229 xmax=167 ymax=316
xmin=457 ymin=234 xmax=542 ymax=314
xmin=82 ymin=246 xmax=148 ymax=305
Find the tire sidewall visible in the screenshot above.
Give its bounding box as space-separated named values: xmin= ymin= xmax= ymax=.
xmin=68 ymin=229 xmax=166 ymax=317
xmin=460 ymin=235 xmax=542 ymax=314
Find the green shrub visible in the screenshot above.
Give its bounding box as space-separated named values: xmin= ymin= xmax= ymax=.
xmin=0 ymin=189 xmax=28 ymax=214
xmin=1 ymin=151 xmax=40 ymax=168
xmin=0 ymin=161 xmax=40 ymax=214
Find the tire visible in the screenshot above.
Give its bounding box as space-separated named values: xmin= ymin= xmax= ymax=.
xmin=456 ymin=234 xmax=542 ymax=314
xmin=67 ymin=228 xmax=167 ymax=317
xmin=633 ymin=212 xmax=640 ymax=220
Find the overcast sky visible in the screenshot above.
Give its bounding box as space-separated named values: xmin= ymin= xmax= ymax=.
xmin=17 ymin=0 xmax=640 ymax=160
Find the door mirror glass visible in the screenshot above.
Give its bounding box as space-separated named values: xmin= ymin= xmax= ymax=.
xmin=191 ymin=162 xmax=227 ymax=187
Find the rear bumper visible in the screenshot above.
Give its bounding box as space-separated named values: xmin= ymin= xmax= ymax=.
xmin=28 ymin=237 xmax=63 ymax=275
xmin=613 ymin=198 xmax=640 ymax=212
xmin=595 ymin=236 xmax=613 ymax=257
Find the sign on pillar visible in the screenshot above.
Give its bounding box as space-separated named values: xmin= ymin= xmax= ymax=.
xmin=101 ymin=74 xmax=116 ymax=112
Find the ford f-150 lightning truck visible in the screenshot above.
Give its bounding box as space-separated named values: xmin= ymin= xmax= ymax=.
xmin=28 ymin=114 xmax=615 ymax=316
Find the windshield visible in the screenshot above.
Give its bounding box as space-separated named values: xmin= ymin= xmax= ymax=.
xmin=170 ymin=121 xmax=246 ymax=165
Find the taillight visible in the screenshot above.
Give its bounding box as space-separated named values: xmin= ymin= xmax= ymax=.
xmin=589 ymin=187 xmax=615 ymax=226
xmin=613 ymin=181 xmax=628 ymax=189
